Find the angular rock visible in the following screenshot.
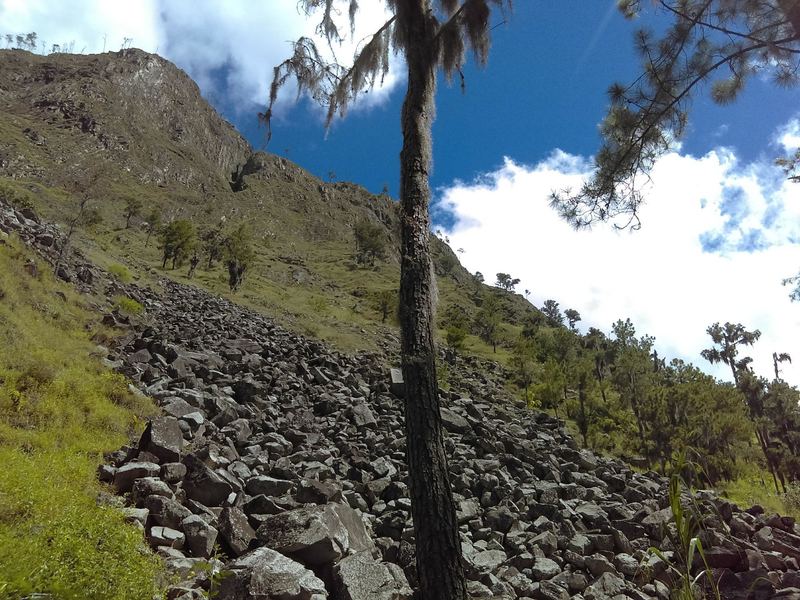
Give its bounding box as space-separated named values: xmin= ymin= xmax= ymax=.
xmin=149 ymin=526 xmax=185 ymax=550
xmin=334 ymin=550 xmax=413 ymax=600
xmin=183 ymin=454 xmax=233 ymax=507
xmin=113 ymin=461 xmax=161 ymax=493
xmin=531 ymin=557 xmax=561 ymax=581
xmin=145 ymin=494 xmax=192 ymax=529
xmin=349 ymin=402 xmax=377 ymax=428
xmin=219 ymin=506 xmax=257 ymax=557
xmin=246 ymin=475 xmax=294 ymax=497
xmin=256 ymin=503 xmax=374 ymax=566
xmin=215 ymin=546 xmax=327 ymax=600
xmin=139 ymin=417 xmax=183 ymax=463
xmin=440 ymin=407 xmax=471 ymax=434
xmin=181 ymin=514 xmax=218 ymax=559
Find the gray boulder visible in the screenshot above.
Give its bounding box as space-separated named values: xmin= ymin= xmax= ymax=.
xmin=215 ymin=546 xmax=327 ymax=600
xmin=139 ymin=417 xmax=183 ymax=463
xmin=183 ymin=454 xmax=233 ymax=507
xmin=113 ymin=461 xmax=161 ymax=493
xmin=145 ymin=495 xmax=192 ymax=529
xmin=181 ymin=514 xmax=218 ymax=558
xmin=333 ymin=550 xmax=413 ymax=600
xmin=256 ymin=503 xmax=374 ymax=566
xmin=219 ymin=506 xmax=257 ymax=557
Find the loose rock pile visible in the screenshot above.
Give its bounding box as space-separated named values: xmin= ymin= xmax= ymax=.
xmin=3 ymin=197 xmax=800 ymax=600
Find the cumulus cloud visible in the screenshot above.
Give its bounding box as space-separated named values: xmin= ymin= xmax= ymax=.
xmin=439 ymin=141 xmax=800 ymax=386
xmin=0 ymin=0 xmax=162 ymax=55
xmin=0 ymin=0 xmax=402 ymax=113
xmin=158 ymin=0 xmax=402 ymax=115
xmin=776 ymin=118 xmax=800 ymax=152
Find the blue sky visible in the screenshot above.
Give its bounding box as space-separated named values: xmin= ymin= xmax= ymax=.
xmin=222 ymin=2 xmax=800 ymax=205
xmin=2 ymin=0 xmax=799 ymax=385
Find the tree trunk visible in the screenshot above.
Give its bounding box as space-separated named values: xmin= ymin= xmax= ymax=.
xmin=756 ymin=428 xmax=781 ymax=494
xmin=578 ymin=372 xmax=589 ymax=447
xmin=398 ymin=4 xmax=466 ymax=599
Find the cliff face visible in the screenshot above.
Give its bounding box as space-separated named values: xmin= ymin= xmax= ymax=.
xmin=0 ymin=48 xmax=250 ymax=191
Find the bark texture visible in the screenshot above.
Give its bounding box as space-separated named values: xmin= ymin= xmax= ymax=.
xmin=398 ymin=2 xmax=467 ymax=599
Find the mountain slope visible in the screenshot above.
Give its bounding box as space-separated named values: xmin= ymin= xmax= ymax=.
xmin=0 ymin=47 xmax=541 ymax=357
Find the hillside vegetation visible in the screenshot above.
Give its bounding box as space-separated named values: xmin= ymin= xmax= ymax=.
xmin=1 ymin=48 xmax=800 ymax=509
xmin=0 ymin=236 xmax=162 ymax=599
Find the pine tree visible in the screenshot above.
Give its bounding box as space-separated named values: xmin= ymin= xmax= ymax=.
xmin=224 ymin=224 xmax=255 ymax=292
xmin=552 ymin=0 xmax=800 ymax=228
xmin=123 ymin=196 xmax=142 ymax=229
xmin=264 ymin=3 xmax=511 ymax=596
xmin=159 ymin=220 xmax=196 ymax=270
xmin=700 ymin=322 xmax=761 ymax=386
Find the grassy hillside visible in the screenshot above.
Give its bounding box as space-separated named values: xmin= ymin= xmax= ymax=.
xmin=0 ymin=48 xmax=544 ymax=363
xmin=6 ymin=49 xmax=796 ymax=507
xmin=0 ymin=236 xmax=163 ymax=600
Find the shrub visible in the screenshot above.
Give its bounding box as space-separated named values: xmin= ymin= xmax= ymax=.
xmin=445 ymin=325 xmax=467 ymax=354
xmin=784 ymin=482 xmax=800 ymax=513
xmin=114 ymin=295 xmax=143 ymax=315
xmin=353 ymin=219 xmax=385 ymax=266
xmin=0 ymin=178 xmax=35 ymax=211
xmin=107 ymin=263 xmax=132 ymax=283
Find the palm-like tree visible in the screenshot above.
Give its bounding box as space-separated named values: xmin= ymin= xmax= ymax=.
xmin=700 ymin=322 xmax=761 ymax=386
xmin=264 ymin=3 xmax=512 ymax=598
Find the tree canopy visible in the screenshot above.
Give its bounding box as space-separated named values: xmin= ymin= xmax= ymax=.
xmin=552 ymin=0 xmax=800 ymax=229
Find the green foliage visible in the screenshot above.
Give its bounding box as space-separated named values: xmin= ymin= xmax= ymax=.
xmin=541 ymin=299 xmax=563 ymax=325
xmin=159 ymin=219 xmax=197 ymax=269
xmin=114 ymin=295 xmax=143 ymax=316
xmin=474 ymin=292 xmax=501 ymax=353
xmin=373 ymin=288 xmax=397 ymax=323
xmin=353 ymin=219 xmax=385 ymax=266
xmin=201 ymin=225 xmax=225 ymax=269
xmin=0 ymin=237 xmax=162 ymax=599
xmin=436 ymin=250 xmax=459 ymax=277
xmin=0 ymin=179 xmax=35 ymax=210
xmin=648 ymin=460 xmax=720 ymax=600
xmin=564 ymin=308 xmax=581 ymax=330
xmin=445 ymin=325 xmax=467 ymax=355
xmin=107 ymin=263 xmax=132 ymax=283
xmin=701 ymin=322 xmax=761 ymax=384
xmin=144 ymin=208 xmax=162 ymax=247
xmin=495 ymin=272 xmax=520 ymax=291
xmin=722 ymin=465 xmax=798 ymax=519
xmin=510 ymin=336 xmax=537 ymax=403
xmin=552 ymin=0 xmax=800 ymax=228
xmin=123 ymin=196 xmax=143 ymax=229
xmin=224 ymin=223 xmax=256 ymax=292
xmin=784 ymin=482 xmax=800 ymax=514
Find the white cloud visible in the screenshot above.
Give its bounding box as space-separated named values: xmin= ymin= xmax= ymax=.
xmin=440 ymin=146 xmax=800 ymax=387
xmin=0 ymin=0 xmax=162 ymax=55
xmin=158 ymin=0 xmax=402 ymax=115
xmin=0 ymin=0 xmax=402 ymax=114
xmin=776 ymin=118 xmax=800 ymax=152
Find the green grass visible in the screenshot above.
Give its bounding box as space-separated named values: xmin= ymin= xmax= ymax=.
xmin=107 ymin=263 xmax=133 ymax=283
xmin=720 ymin=466 xmax=799 ymax=519
xmin=0 ymin=236 xmax=164 ymax=600
xmin=114 ymin=295 xmax=144 ymax=316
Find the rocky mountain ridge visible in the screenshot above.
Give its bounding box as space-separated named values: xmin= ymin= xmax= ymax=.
xmin=3 ymin=196 xmax=799 ymax=600
xmin=0 ymin=47 xmax=544 ymax=360
xmin=0 ymin=48 xmax=249 ymax=190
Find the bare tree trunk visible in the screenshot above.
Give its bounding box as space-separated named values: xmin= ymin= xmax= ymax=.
xmin=398 ymin=3 xmax=466 ymax=599
xmin=756 ymin=428 xmax=781 ymax=494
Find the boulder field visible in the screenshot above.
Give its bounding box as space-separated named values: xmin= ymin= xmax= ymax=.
xmin=2 ymin=198 xmax=800 ymax=599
